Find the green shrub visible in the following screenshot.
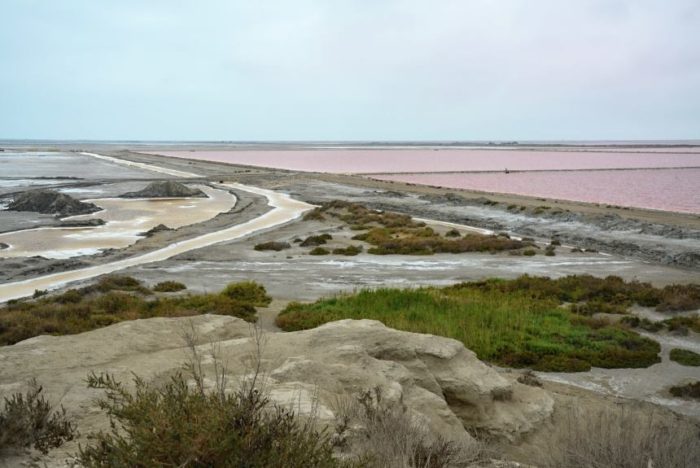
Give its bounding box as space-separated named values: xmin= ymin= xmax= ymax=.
xmin=0 ymin=379 xmax=76 ymax=454
xmin=153 ymin=281 xmax=187 ymax=293
xmin=302 ymin=208 xmax=326 ymax=221
xmin=300 ymin=234 xmax=332 ymax=247
xmin=33 ymin=289 xmax=48 ymax=299
xmin=669 ymin=381 xmax=700 ymax=399
xmin=86 ymin=275 xmax=152 ymax=295
xmin=445 ymin=228 xmax=461 ymax=237
xmin=221 ymin=281 xmax=271 ymax=307
xmin=670 ymin=348 xmax=700 ymax=366
xmin=550 ymin=239 xmax=561 ymax=246
xmin=656 ymin=284 xmax=700 ymax=312
xmin=620 ymin=316 xmax=664 ymax=332
xmin=332 ymin=245 xmax=363 ymax=256
xmin=662 ymin=316 xmax=700 ymax=333
xmin=523 ymin=249 xmax=537 ymax=256
xmin=309 ymin=247 xmax=330 ymax=255
xmin=77 ymin=373 xmax=338 ymax=467
xmin=254 ymin=241 xmax=291 ymax=251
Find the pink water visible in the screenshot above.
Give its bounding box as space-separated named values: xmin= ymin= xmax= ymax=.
xmin=152 ymin=149 xmax=700 ymax=214
xmin=377 ymin=168 xmax=700 ymax=214
xmin=155 ymin=149 xmax=700 ymax=174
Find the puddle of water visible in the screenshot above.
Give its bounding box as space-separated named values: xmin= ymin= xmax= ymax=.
xmin=0 ymin=185 xmax=235 ymax=259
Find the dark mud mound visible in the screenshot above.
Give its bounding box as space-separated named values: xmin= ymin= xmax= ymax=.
xmin=120 ymin=181 xmax=206 ymax=199
xmin=8 ymin=190 xmax=100 ymax=217
xmin=141 ymin=223 xmax=173 ymax=237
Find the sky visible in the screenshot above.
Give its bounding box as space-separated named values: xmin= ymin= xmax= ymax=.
xmin=1 ymin=0 xmax=699 ymax=141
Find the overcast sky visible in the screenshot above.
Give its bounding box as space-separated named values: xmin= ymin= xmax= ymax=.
xmin=1 ymin=0 xmax=698 ymax=141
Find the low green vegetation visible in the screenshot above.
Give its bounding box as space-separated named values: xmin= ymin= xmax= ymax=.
xmin=669 ymin=381 xmax=700 ymax=399
xmin=277 ymin=276 xmax=664 ymax=372
xmin=153 ymin=280 xmax=187 ymax=292
xmin=0 ymin=380 xmax=76 ymax=455
xmin=221 ymin=280 xmax=271 ymax=307
xmin=254 ymin=241 xmax=291 ymax=251
xmin=309 ymin=246 xmax=330 ymax=255
xmin=332 ymin=245 xmax=363 ymax=256
xmin=0 ymin=276 xmax=268 ymax=345
xmin=670 ymin=348 xmax=700 ymax=366
xmin=300 ymin=234 xmax=332 ymax=247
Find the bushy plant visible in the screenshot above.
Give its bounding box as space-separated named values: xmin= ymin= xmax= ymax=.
xmin=670 ymin=348 xmax=700 ymax=366
xmin=332 ymin=387 xmax=484 ymax=467
xmin=77 ymin=372 xmax=338 ymax=467
xmin=254 ymin=241 xmax=291 ymax=251
xmin=540 ymin=405 xmax=700 ymax=468
xmin=332 ymin=245 xmax=363 ymax=256
xmin=221 ymin=281 xmax=271 ymax=307
xmin=301 ymin=234 xmax=332 ymax=247
xmin=670 ymin=381 xmax=700 ymax=399
xmin=309 ymin=247 xmax=330 ymax=255
xmin=0 ymin=380 xmax=76 ymax=455
xmin=153 ymin=280 xmax=187 ymax=292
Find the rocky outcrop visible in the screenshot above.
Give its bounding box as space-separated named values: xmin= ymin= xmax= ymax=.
xmin=120 ymin=181 xmax=206 ymax=198
xmin=7 ymin=190 xmax=100 ymax=217
xmin=0 ymin=316 xmax=553 ymax=465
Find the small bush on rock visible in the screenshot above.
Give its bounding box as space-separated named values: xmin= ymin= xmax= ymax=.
xmin=77 ymin=373 xmax=338 ymax=467
xmin=0 ymin=379 xmax=76 ymax=455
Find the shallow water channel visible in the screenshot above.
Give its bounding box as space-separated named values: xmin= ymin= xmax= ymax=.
xmin=0 ymin=185 xmax=236 ymax=259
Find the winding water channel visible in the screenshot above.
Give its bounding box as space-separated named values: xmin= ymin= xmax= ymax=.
xmin=0 ymin=153 xmax=313 ymax=302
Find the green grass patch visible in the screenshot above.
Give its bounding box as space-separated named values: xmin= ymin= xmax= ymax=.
xmin=276 ymin=283 xmax=661 ymax=372
xmin=0 ymin=277 xmax=268 ymax=346
xmin=670 ymin=348 xmax=700 ymax=366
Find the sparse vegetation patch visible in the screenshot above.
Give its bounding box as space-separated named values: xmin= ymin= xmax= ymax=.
xmin=0 ymin=380 xmax=76 ymax=455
